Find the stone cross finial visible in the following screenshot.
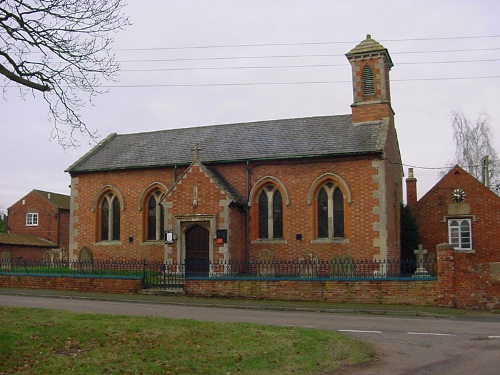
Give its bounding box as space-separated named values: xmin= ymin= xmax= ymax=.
xmin=414 ymin=244 xmax=427 ymax=265
xmin=192 ymin=143 xmax=203 ymax=162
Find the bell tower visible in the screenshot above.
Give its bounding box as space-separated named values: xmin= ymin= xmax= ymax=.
xmin=345 ymin=35 xmax=394 ymax=123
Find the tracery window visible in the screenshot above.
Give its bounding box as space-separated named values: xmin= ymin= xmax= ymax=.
xmin=100 ymin=192 xmax=120 ymax=241
xmin=317 ymin=182 xmax=344 ymax=238
xmin=258 ymin=185 xmax=283 ymax=239
xmin=146 ymin=191 xmax=164 ymax=241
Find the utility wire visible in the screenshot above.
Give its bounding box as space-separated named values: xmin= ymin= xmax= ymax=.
xmin=97 ymin=76 xmax=500 ymax=88
xmin=118 ymin=47 xmax=500 ymax=64
xmin=116 ymin=35 xmax=500 ymax=51
xmin=388 ymin=158 xmax=499 ymax=171
xmin=120 ymin=58 xmax=500 ymax=73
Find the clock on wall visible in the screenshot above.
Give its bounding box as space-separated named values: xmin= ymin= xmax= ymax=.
xmin=451 ymin=188 xmax=466 ymax=203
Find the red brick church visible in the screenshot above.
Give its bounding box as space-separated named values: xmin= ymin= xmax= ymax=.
xmin=66 ymin=35 xmax=403 ymax=267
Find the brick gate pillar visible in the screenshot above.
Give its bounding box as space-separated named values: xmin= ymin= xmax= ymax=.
xmin=436 ymin=243 xmax=456 ymax=308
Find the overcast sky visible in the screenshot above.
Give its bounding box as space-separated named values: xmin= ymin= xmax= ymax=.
xmin=2 ymin=0 xmax=500 ymax=214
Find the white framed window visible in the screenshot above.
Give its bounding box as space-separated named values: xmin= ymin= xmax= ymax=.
xmin=448 ymin=218 xmax=472 ymax=250
xmin=26 ymin=213 xmax=39 ymax=226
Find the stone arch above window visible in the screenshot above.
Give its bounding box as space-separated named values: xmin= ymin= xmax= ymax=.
xmin=97 ymin=190 xmax=121 ymax=242
xmin=248 ymin=176 xmax=290 ymax=207
xmin=143 ymin=188 xmax=167 ymax=241
xmin=92 ymin=185 xmax=125 ymax=213
xmin=137 ymin=182 xmax=168 ymax=211
xmin=257 ymin=184 xmax=283 ymax=239
xmin=307 ymin=173 xmax=352 ymax=205
xmin=315 ymin=183 xmax=345 ymax=238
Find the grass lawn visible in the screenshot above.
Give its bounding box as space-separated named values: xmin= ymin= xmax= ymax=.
xmin=0 ymin=307 xmax=375 ymax=374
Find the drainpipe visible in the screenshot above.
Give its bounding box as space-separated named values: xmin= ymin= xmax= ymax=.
xmin=245 ymin=160 xmax=250 ymax=265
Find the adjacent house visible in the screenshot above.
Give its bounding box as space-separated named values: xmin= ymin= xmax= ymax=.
xmin=66 ymin=35 xmax=403 ymax=270
xmin=406 ymin=166 xmax=500 ymax=308
xmin=0 ymin=190 xmax=70 ymax=261
xmin=406 ymin=165 xmax=500 ymax=260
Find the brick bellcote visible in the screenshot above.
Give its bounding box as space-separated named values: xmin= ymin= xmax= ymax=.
xmin=345 ymin=34 xmax=395 ymax=123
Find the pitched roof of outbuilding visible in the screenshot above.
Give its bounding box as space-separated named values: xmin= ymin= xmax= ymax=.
xmin=0 ymin=233 xmax=57 ymax=247
xmin=67 ymin=114 xmax=385 ymax=173
xmin=33 ymin=190 xmax=70 ymax=210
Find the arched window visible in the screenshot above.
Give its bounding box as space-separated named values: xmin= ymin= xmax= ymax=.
xmin=448 ymin=219 xmax=471 ymax=250
xmin=146 ymin=191 xmax=165 ymax=241
xmin=362 ymin=65 xmax=375 ymax=96
xmin=258 ymin=185 xmax=283 ymax=239
xmin=316 ymin=182 xmax=344 ymax=238
xmin=100 ymin=192 xmax=120 ymax=241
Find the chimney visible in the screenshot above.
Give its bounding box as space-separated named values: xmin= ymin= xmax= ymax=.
xmin=406 ymin=168 xmax=417 ymax=208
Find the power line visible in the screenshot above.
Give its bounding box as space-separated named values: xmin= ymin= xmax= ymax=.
xmin=120 ymin=58 xmax=500 ymax=73
xmin=118 ymin=47 xmax=500 ymax=64
xmin=389 ymin=158 xmax=499 ymax=171
xmin=6 ymin=74 xmax=500 ymax=91
xmin=115 ymin=35 xmax=500 ymax=51
xmin=96 ymin=76 xmax=500 ymax=88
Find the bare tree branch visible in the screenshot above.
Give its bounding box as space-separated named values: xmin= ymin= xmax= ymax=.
xmin=449 ymin=111 xmax=499 ymax=194
xmin=0 ymin=0 xmax=130 ymax=149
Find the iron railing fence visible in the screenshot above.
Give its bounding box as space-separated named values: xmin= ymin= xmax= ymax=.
xmin=0 ymin=258 xmax=437 ymax=289
xmin=0 ymin=258 xmax=147 ymax=279
xmin=180 ymin=258 xmax=437 ymax=279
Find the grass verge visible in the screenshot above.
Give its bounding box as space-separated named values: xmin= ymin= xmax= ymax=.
xmin=0 ymin=307 xmax=375 ymax=374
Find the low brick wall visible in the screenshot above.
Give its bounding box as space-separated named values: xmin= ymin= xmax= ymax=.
xmin=0 ymin=275 xmax=142 ymax=294
xmin=185 ymin=278 xmax=438 ymax=306
xmin=437 ymin=244 xmax=500 ymax=310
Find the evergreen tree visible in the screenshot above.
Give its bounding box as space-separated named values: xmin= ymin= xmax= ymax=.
xmin=400 ymin=204 xmax=420 ymax=260
xmin=0 ymin=214 xmax=6 ymax=233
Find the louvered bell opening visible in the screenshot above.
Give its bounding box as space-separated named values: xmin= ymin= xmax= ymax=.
xmin=362 ymin=65 xmax=375 ymax=96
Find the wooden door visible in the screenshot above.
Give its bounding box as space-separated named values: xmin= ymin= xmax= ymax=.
xmin=185 ymin=224 xmax=209 ymax=276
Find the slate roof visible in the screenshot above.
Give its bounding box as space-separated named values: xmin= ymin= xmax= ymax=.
xmin=33 ymin=190 xmax=70 ymax=210
xmin=0 ymin=233 xmax=57 ymax=247
xmin=67 ymin=114 xmax=385 ymax=173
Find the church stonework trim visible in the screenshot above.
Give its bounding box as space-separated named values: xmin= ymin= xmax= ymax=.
xmin=249 ymin=176 xmax=288 ymax=244
xmin=91 ymin=185 xmax=125 ymax=213
xmin=174 ymin=214 xmax=217 ymax=264
xmin=372 ymin=158 xmax=388 ymax=261
xmin=97 ymin=191 xmax=121 ymax=243
xmin=91 ymin=185 xmax=125 ymax=244
xmin=248 ymin=176 xmax=290 ymax=207
xmin=306 ymin=173 xmax=352 ymax=205
xmin=68 ymin=176 xmax=79 ymax=257
xmin=137 ymin=182 xmax=168 ymax=211
xmin=137 ymin=182 xmax=168 ymax=242
xmin=307 ymin=173 xmax=350 ymax=244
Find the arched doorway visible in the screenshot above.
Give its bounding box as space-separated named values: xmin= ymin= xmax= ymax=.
xmin=185 ymin=224 xmax=210 ymax=276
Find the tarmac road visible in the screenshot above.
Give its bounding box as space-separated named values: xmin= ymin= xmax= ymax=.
xmin=1 ymin=293 xmax=499 ymax=374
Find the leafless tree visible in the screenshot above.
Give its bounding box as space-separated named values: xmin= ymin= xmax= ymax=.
xmin=449 ymin=111 xmax=499 ymax=193
xmin=1 ymin=0 xmax=130 ymax=148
